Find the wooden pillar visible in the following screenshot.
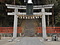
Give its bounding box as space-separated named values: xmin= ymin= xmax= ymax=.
xmin=52 ymin=7 xmax=55 ymax=27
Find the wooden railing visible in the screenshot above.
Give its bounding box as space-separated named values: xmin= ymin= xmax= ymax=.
xmin=0 ymin=27 xmax=60 ymax=33
xmin=37 ymin=27 xmax=60 ymax=33
xmin=0 ymin=27 xmax=22 ymax=33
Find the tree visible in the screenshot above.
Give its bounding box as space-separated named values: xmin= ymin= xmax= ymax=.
xmin=15 ymin=0 xmax=21 ymax=5
xmin=54 ymin=0 xmax=60 ymax=26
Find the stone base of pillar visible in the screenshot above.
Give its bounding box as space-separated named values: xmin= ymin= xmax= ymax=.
xmin=8 ymin=37 xmax=16 ymax=42
xmin=40 ymin=38 xmax=48 ymax=42
xmin=20 ymin=33 xmax=22 ymax=37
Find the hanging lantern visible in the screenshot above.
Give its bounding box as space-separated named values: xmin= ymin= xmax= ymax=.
xmin=26 ymin=0 xmax=33 ymax=15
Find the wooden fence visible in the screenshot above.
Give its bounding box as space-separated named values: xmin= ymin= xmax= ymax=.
xmin=0 ymin=27 xmax=60 ymax=33
xmin=0 ymin=27 xmax=22 ymax=33
xmin=37 ymin=27 xmax=60 ymax=33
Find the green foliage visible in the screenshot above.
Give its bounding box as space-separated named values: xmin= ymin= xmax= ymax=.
xmin=5 ymin=0 xmax=13 ymax=4
xmin=15 ymin=0 xmax=21 ymax=5
xmin=54 ymin=0 xmax=60 ymax=26
xmin=45 ymin=0 xmax=60 ymax=26
xmin=55 ymin=15 xmax=60 ymax=26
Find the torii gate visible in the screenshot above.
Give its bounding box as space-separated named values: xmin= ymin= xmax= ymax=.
xmin=6 ymin=0 xmax=54 ymax=40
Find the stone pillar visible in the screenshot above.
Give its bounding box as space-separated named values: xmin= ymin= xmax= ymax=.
xmin=42 ymin=8 xmax=47 ymax=39
xmin=13 ymin=8 xmax=18 ymax=38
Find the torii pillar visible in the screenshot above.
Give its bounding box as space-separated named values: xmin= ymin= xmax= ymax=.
xmin=42 ymin=8 xmax=47 ymax=39
xmin=13 ymin=8 xmax=18 ymax=38
xmin=6 ymin=5 xmax=18 ymax=39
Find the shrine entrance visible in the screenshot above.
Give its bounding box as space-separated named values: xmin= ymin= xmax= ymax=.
xmin=6 ymin=3 xmax=54 ymax=40
xmin=21 ymin=19 xmax=39 ymax=37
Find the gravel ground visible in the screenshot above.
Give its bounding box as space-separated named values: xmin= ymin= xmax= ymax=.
xmin=0 ymin=37 xmax=60 ymax=45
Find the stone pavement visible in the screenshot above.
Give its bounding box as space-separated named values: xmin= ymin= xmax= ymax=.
xmin=15 ymin=37 xmax=45 ymax=45
xmin=44 ymin=41 xmax=60 ymax=45
xmin=0 ymin=37 xmax=60 ymax=45
xmin=0 ymin=37 xmax=16 ymax=45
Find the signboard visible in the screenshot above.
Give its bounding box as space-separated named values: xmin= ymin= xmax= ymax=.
xmin=26 ymin=4 xmax=33 ymax=15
